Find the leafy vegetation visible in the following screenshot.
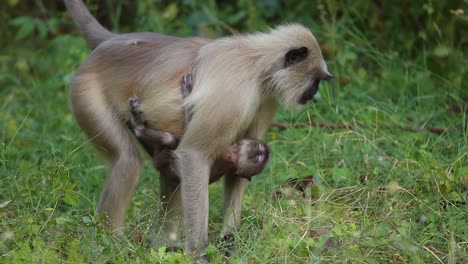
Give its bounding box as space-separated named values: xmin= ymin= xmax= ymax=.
xmin=1 ymin=0 xmax=466 ymax=263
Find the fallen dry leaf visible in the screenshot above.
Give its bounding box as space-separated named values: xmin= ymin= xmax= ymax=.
xmin=0 ymin=200 xmax=12 ymax=209
xmin=272 ymin=175 xmax=316 ymax=201
xmin=461 ymin=175 xmax=468 ymax=192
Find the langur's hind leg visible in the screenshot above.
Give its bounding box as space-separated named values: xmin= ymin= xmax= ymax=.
xmin=71 ymin=76 xmax=142 ymax=235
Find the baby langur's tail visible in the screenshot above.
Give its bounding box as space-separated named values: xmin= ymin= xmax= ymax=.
xmin=64 ymin=0 xmax=114 ymax=49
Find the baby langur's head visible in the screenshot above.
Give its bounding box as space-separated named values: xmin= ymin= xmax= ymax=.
xmin=233 ymin=138 xmax=270 ymax=180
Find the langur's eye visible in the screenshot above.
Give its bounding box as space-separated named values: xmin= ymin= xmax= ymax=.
xmin=255 ymin=155 xmax=263 ymax=163
xmin=257 ymin=143 xmax=264 ymax=153
xmin=284 ymin=47 xmax=309 ymax=67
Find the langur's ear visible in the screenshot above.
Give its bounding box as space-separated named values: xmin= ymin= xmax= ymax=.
xmin=284 ymin=47 xmax=308 ymax=67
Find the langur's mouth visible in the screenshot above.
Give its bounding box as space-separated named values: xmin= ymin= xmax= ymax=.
xmin=240 ymin=175 xmax=253 ymax=181
xmin=299 ymin=79 xmax=320 ymax=104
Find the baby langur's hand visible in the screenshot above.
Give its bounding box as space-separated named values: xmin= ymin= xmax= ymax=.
xmin=128 ymin=96 xmax=145 ymax=129
xmin=180 ymin=74 xmax=194 ymax=127
xmin=128 ymin=96 xmax=177 ymax=153
xmin=180 ymin=74 xmax=194 ymax=98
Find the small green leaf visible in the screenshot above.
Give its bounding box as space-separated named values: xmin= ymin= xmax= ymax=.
xmin=433 ymin=44 xmax=450 ymax=58
xmin=448 ymin=192 xmax=462 ymax=202
xmin=64 ymin=190 xmax=79 ymax=206
xmin=9 ymin=16 xmax=32 ymax=26
xmin=102 ymin=246 xmax=111 ymax=255
xmin=162 ymin=4 xmax=178 ymax=20
xmin=331 ymin=167 xmax=350 ymax=184
xmin=67 ymin=240 xmax=85 ymax=263
xmin=205 ymin=244 xmax=217 ymax=259
xmin=56 ymin=216 xmax=72 ymax=225
xmin=28 ymin=224 xmax=41 ymax=235
xmin=36 ymin=156 xmax=43 ymax=168
xmin=15 ymin=20 xmax=35 ymax=40
xmin=158 ymin=246 xmax=167 ymax=260
xmin=227 ymin=11 xmax=247 ymax=24
xmin=99 ymin=234 xmax=110 ymax=247
xmin=135 ymin=246 xmax=145 ymax=257
xmin=387 ymin=181 xmax=402 ymax=193
xmin=37 ymin=21 xmax=48 ymax=39
xmin=82 ymin=216 xmax=92 ymax=224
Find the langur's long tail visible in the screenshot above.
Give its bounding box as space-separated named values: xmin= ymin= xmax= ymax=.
xmin=64 ymin=0 xmax=115 ymax=48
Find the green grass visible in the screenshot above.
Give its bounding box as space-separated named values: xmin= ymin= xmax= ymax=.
xmin=1 ymin=1 xmax=467 ymax=263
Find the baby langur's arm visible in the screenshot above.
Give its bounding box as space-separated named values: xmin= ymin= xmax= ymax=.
xmin=180 ymin=74 xmax=194 ymax=128
xmin=128 ymin=97 xmax=177 ymax=152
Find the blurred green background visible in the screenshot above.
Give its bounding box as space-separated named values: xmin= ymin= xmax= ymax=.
xmin=1 ymin=0 xmax=466 ymax=109
xmin=2 ymin=0 xmax=467 ymax=74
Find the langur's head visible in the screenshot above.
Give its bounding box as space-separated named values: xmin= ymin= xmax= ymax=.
xmin=235 ymin=138 xmax=270 ymax=180
xmin=263 ymin=24 xmax=333 ymax=107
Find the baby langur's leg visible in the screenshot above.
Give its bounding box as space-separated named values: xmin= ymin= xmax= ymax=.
xmin=128 ymin=96 xmax=179 ymax=180
xmin=128 ymin=97 xmax=177 ymax=151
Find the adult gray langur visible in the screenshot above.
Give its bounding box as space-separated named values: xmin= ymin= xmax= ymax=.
xmin=64 ymin=0 xmax=332 ymax=255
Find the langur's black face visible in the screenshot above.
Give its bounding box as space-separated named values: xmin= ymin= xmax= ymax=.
xmin=236 ymin=139 xmax=270 ymax=180
xmin=298 ymin=74 xmax=334 ymax=104
xmin=298 ymin=78 xmax=320 ymax=104
xmin=283 ymin=46 xmax=333 ymax=105
xmin=270 ymin=44 xmax=332 ymax=106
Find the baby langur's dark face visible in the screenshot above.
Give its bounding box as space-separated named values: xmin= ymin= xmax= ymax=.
xmin=235 ymin=138 xmax=270 ymax=180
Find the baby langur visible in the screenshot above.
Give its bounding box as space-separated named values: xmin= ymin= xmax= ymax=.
xmin=128 ymin=74 xmax=270 ymax=183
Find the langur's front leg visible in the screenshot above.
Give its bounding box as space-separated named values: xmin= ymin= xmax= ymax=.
xmin=176 ymin=74 xmax=211 ymax=255
xmin=221 ymin=98 xmax=278 ymax=253
xmin=176 ymin=147 xmax=211 ymax=255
